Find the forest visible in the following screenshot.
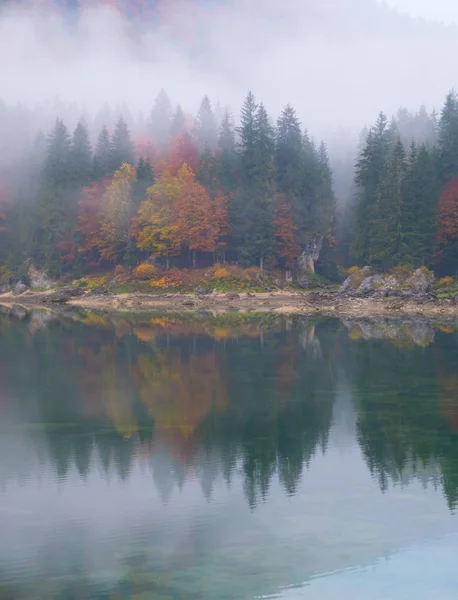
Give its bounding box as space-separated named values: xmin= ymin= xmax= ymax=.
xmin=1 ymin=88 xmax=458 ymax=285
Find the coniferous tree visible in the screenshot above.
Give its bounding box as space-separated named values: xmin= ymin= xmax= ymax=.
xmin=438 ymin=91 xmax=458 ymax=184
xmin=276 ymin=104 xmax=303 ymax=201
xmin=353 ymin=112 xmax=394 ymax=263
xmin=401 ymin=143 xmax=438 ymax=266
xmin=111 ymin=116 xmax=135 ymax=171
xmin=237 ymin=102 xmax=276 ymax=269
xmin=134 ymin=156 xmax=154 ymax=208
xmin=35 ymin=119 xmax=73 ymax=275
xmin=194 ymin=96 xmax=218 ymax=151
xmin=93 ymin=126 xmax=113 ymax=179
xmin=370 ymin=139 xmax=406 ymax=268
xmin=170 ymin=105 xmax=187 ymax=139
xmin=217 ymin=110 xmax=238 ymax=194
xmin=71 ymin=119 xmax=92 ymax=187
xmin=149 ymin=89 xmax=173 ymax=151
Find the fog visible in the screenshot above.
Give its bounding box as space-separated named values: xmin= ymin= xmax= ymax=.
xmin=1 ymin=0 xmax=458 ymax=143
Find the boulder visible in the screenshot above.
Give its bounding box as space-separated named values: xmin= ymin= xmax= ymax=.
xmin=338 ymin=266 xmax=372 ymax=294
xmin=182 ymin=299 xmax=195 ymax=307
xmin=196 ymin=288 xmax=212 ymax=296
xmin=12 ymin=281 xmax=27 ymax=296
xmin=358 ymin=275 xmax=385 ymax=294
xmin=225 ymin=293 xmax=240 ymax=300
xmin=59 ymin=287 xmax=85 ymax=298
xmin=28 ymin=264 xmax=56 ymax=290
xmin=406 ymin=268 xmax=434 ymax=294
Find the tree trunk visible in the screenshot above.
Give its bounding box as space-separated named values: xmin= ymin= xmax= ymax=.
xmin=260 ymin=255 xmax=264 ymax=271
xmin=166 ymin=256 xmax=170 ymax=270
xmin=192 ymin=249 xmax=196 ymax=268
xmin=222 ymin=250 xmax=226 ymax=265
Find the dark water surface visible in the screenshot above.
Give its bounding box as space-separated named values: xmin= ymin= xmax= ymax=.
xmin=0 ymin=307 xmax=458 ymax=599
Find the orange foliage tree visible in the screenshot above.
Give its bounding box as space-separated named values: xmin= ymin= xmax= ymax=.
xmin=175 ymin=164 xmax=219 ymax=267
xmin=438 ymin=178 xmax=458 ymax=269
xmin=275 ymin=193 xmax=300 ymax=268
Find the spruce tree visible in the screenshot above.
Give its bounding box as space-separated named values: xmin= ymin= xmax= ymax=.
xmin=353 ymin=112 xmax=394 ymax=264
xmin=438 ymin=90 xmax=458 ymax=184
xmin=370 ymin=139 xmax=406 ymax=268
xmin=236 ymin=91 xmax=258 ymax=185
xmin=170 ymin=105 xmax=187 ymax=139
xmin=194 ymin=96 xmax=218 ymax=151
xmin=111 ymin=116 xmax=135 ymax=170
xmin=149 ymin=89 xmax=173 ymax=151
xmin=35 ymin=119 xmax=73 ymax=276
xmin=217 ymin=110 xmax=237 ymax=194
xmin=71 ymin=119 xmax=92 ymax=187
xmin=235 ymin=102 xmax=276 ymax=268
xmin=93 ymin=126 xmax=113 ymax=179
xmin=276 ymin=104 xmax=303 ymax=199
xmin=401 ymin=143 xmax=438 ymax=266
xmin=134 ymin=156 xmax=154 ymax=207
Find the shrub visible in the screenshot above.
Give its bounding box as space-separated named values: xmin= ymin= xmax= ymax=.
xmin=213 ymin=267 xmax=230 ymax=280
xmin=133 ymin=263 xmax=156 ymax=280
xmin=392 ymin=264 xmax=414 ymax=279
xmin=114 ymin=264 xmax=126 ymax=276
xmin=79 ymin=276 xmax=108 ymax=291
xmin=347 ymin=266 xmax=360 ymax=275
xmin=436 ymin=276 xmax=454 ymax=289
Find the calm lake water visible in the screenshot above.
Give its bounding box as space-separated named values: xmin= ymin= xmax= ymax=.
xmin=0 ymin=307 xmax=458 ymax=599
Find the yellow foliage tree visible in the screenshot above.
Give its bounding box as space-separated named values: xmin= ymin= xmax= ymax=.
xmin=99 ymin=163 xmax=137 ymax=262
xmin=134 ymin=170 xmax=181 ymax=269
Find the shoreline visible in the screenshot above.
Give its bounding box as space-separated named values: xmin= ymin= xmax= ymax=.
xmin=1 ymin=289 xmax=458 ymax=317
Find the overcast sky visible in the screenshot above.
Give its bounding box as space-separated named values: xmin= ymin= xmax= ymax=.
xmin=384 ymin=0 xmax=458 ymax=24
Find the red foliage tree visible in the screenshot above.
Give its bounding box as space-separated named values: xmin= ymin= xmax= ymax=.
xmin=163 ymin=133 xmax=199 ymax=176
xmin=275 ymin=193 xmax=300 ymax=268
xmin=175 ymin=164 xmax=218 ymax=266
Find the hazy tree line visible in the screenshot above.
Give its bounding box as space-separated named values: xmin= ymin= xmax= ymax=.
xmin=344 ymin=91 xmax=458 ymax=274
xmin=2 ymin=89 xmax=458 ymax=280
xmin=0 ymin=90 xmax=335 ymax=279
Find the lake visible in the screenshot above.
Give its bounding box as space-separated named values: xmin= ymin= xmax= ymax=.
xmin=0 ymin=307 xmax=458 ymax=599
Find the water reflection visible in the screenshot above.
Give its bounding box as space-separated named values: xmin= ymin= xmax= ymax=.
xmin=0 ymin=307 xmax=457 ymax=598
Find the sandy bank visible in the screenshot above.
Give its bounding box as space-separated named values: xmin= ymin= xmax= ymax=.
xmin=1 ymin=289 xmax=457 ymax=317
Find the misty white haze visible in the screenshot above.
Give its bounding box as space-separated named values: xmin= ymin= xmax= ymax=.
xmin=1 ymin=0 xmax=458 ymax=142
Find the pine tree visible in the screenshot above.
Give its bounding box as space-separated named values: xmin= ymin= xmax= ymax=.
xmin=149 ymin=89 xmax=173 ymax=151
xmin=93 ymin=126 xmax=113 ymax=179
xmin=71 ymin=119 xmax=92 ymax=187
xmin=111 ymin=116 xmax=135 ymax=171
xmin=194 ymin=96 xmax=218 ymax=151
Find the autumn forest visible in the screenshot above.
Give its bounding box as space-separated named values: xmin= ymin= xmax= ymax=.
xmin=1 ymin=88 xmax=458 ymax=284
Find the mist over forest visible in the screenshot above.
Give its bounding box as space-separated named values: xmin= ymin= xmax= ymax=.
xmin=1 ymin=0 xmax=458 ymax=282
